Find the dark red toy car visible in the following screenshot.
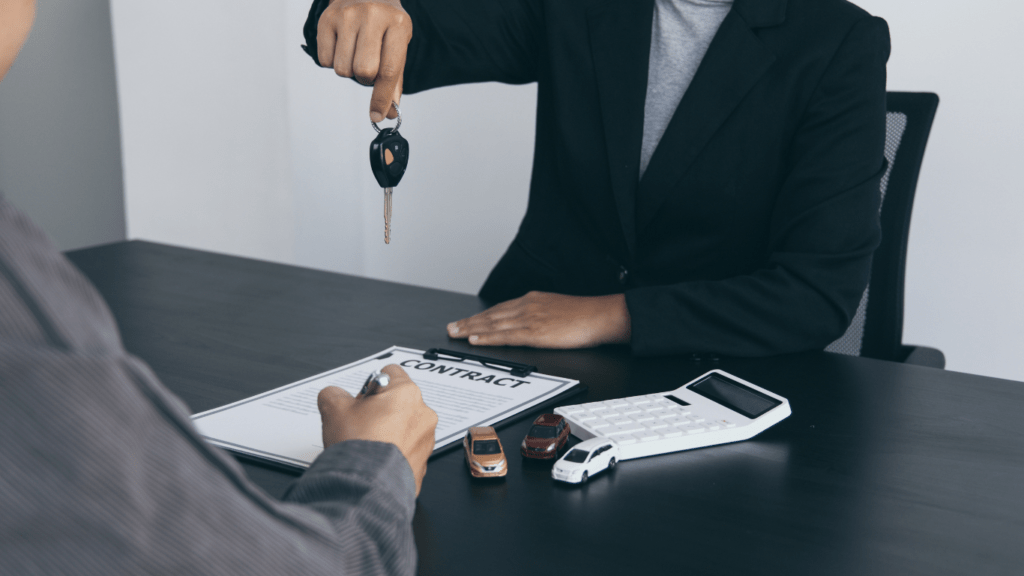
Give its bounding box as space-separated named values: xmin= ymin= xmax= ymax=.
xmin=520 ymin=414 xmax=571 ymax=459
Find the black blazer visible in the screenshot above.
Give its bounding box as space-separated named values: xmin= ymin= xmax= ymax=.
xmin=303 ymin=0 xmax=890 ymax=357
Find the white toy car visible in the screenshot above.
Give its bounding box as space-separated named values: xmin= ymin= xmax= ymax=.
xmin=551 ymin=437 xmax=620 ymax=484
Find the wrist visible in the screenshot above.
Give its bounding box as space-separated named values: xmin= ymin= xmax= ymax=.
xmin=594 ymin=293 xmax=631 ymax=345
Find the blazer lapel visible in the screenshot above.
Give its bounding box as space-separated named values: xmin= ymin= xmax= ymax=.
xmin=635 ymin=1 xmax=780 ymax=231
xmin=587 ymin=0 xmax=655 ymax=258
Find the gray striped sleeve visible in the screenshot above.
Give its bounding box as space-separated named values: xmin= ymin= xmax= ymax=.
xmin=0 ymin=196 xmax=418 ymax=575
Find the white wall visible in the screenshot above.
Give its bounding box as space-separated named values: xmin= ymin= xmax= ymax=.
xmin=110 ymin=1 xmax=295 ymax=264
xmin=856 ymin=0 xmax=1024 ymax=381
xmin=0 ymin=0 xmax=125 ymax=250
xmin=110 ymin=1 xmax=1024 ymax=382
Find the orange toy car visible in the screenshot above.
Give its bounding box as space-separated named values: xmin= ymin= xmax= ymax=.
xmin=520 ymin=414 xmax=571 ymax=460
xmin=463 ymin=426 xmax=508 ymax=478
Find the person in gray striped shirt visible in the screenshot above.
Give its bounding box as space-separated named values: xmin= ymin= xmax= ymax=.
xmin=0 ymin=1 xmax=437 ymax=573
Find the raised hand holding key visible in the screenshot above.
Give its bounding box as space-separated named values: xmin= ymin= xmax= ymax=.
xmin=315 ymin=0 xmax=411 ymax=123
xmin=369 ymin=101 xmax=409 ymax=244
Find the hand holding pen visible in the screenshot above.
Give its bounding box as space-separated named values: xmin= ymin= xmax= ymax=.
xmin=317 ymin=364 xmax=438 ymax=495
xmin=360 ymin=370 xmax=391 ymax=396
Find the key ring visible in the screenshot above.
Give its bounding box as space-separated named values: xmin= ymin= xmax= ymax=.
xmin=371 ymin=101 xmax=402 ymax=133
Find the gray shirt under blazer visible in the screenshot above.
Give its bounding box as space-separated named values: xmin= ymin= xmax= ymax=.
xmin=641 ymin=0 xmax=734 ymax=177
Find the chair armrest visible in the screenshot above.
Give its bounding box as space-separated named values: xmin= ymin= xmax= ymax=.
xmin=901 ymin=345 xmax=946 ymax=369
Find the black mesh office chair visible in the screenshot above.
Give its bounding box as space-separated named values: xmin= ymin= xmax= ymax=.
xmin=825 ymin=92 xmax=944 ymax=368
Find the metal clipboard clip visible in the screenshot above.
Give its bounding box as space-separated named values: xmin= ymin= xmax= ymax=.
xmin=422 ymin=348 xmax=537 ymax=378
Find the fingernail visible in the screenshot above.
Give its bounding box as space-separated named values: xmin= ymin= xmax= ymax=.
xmin=448 ymin=323 xmax=459 ymax=335
xmin=370 ymin=111 xmax=383 ymax=123
xmin=469 ymin=335 xmax=478 ymax=343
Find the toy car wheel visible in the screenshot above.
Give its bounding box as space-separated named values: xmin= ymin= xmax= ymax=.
xmin=581 ymin=471 xmax=589 ymax=484
xmin=609 ymin=457 xmax=617 ymax=469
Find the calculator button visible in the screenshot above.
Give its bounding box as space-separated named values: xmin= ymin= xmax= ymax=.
xmin=576 ymin=412 xmax=599 ymax=422
xmin=642 ymin=404 xmax=664 ymax=412
xmin=678 ymin=424 xmax=706 ymax=434
xmin=606 ymin=399 xmax=629 ymax=408
xmin=661 ymin=414 xmax=688 ymax=424
xmin=616 ymin=435 xmax=639 ymax=446
xmin=646 ymin=421 xmax=669 ymax=430
xmin=606 ymin=423 xmax=645 ymax=436
xmin=606 ymin=415 xmax=633 ymax=426
xmin=631 ymin=397 xmax=653 ymax=405
xmin=647 ymin=409 xmax=671 ymax=419
xmin=704 ymin=422 xmax=721 ymax=431
xmin=661 ymin=428 xmax=683 ymax=438
xmin=633 ymin=414 xmax=656 ymax=423
xmin=588 ymin=419 xmax=613 ymax=430
xmin=620 ymin=406 xmax=642 ymax=416
xmin=636 ymin=430 xmax=661 ymax=442
xmin=688 ymin=415 xmax=706 ymax=423
xmin=561 ymin=406 xmax=587 ymax=415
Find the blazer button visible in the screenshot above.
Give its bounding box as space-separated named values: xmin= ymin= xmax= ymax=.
xmin=617 ymin=266 xmax=629 ymax=286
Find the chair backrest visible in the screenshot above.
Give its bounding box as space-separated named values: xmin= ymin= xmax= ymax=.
xmin=826 ymin=92 xmax=939 ymax=361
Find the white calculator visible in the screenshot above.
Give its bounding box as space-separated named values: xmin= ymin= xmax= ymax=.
xmin=554 ymin=369 xmax=791 ymax=461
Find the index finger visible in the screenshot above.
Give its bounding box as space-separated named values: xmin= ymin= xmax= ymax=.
xmin=379 ymin=364 xmax=417 ymax=390
xmin=369 ymin=27 xmax=410 ymax=122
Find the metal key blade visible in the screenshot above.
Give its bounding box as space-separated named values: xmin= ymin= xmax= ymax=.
xmin=384 ymin=187 xmax=392 ymax=244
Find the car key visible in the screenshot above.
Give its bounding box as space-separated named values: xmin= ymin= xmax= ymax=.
xmin=369 ymin=102 xmax=409 ymax=244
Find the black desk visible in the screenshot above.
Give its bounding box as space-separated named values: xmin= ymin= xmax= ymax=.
xmin=68 ymin=241 xmax=1024 ymax=576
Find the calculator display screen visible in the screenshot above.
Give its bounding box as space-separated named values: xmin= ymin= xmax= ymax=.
xmin=688 ymin=374 xmax=781 ymax=419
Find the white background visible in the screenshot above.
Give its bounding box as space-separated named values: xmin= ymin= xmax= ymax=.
xmin=0 ymin=0 xmax=125 ymax=250
xmin=109 ymin=1 xmax=535 ymax=292
xmin=24 ymin=0 xmax=1023 ymax=381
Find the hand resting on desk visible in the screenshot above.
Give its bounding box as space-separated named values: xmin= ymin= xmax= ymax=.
xmin=447 ymin=291 xmax=632 ymax=349
xmin=318 ymin=365 xmax=438 ymax=495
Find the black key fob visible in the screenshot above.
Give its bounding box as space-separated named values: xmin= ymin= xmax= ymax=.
xmin=369 ymin=128 xmax=409 ymax=188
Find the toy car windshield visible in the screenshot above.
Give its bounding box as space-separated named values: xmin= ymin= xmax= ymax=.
xmin=527 ymin=425 xmax=558 ymax=439
xmin=563 ymin=449 xmax=589 ymax=463
xmin=473 ymin=440 xmax=501 ymax=455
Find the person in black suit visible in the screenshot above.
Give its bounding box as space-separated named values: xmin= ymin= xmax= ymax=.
xmin=303 ymin=0 xmax=889 ymax=357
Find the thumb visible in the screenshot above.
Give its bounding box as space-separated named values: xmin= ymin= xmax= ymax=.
xmin=317 ymin=385 xmax=355 ymax=418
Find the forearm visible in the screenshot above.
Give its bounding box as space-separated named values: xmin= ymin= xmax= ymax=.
xmin=626 ymin=168 xmax=883 ymax=358
xmin=401 ymin=0 xmax=544 ymax=91
xmin=301 ymin=0 xmax=545 ymax=91
xmin=593 ymin=293 xmax=631 ymax=345
xmin=626 ymin=270 xmax=855 ymax=358
xmin=282 ymin=440 xmax=419 ymax=576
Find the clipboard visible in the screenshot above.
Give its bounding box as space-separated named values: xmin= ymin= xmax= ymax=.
xmin=192 ymin=346 xmax=585 ymax=473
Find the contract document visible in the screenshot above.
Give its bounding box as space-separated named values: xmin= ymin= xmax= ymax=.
xmin=192 ymin=346 xmax=581 ymax=469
